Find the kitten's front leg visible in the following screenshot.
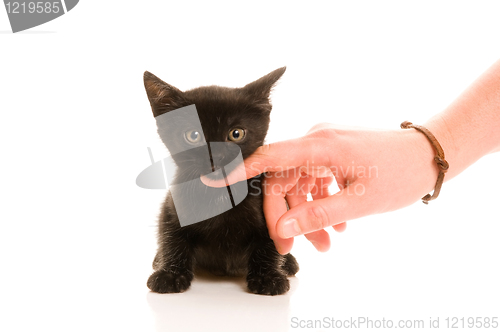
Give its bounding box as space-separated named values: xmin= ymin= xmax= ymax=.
xmin=147 ymin=229 xmax=194 ymax=294
xmin=247 ymin=240 xmax=290 ymax=296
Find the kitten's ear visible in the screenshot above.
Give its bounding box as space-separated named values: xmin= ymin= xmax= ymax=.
xmin=143 ymin=71 xmax=184 ymax=117
xmin=242 ymin=67 xmax=286 ymax=102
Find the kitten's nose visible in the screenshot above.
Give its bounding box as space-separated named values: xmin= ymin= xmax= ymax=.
xmin=208 ymin=142 xmax=241 ymax=169
xmin=211 ymin=152 xmax=225 ymax=165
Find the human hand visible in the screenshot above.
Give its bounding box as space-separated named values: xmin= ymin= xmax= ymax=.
xmin=202 ymin=123 xmax=438 ymax=254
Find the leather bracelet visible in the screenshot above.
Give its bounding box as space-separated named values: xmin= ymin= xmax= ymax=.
xmin=400 ymin=121 xmax=449 ymax=204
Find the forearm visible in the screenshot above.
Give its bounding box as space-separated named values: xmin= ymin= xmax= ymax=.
xmin=425 ymin=59 xmax=500 ymax=181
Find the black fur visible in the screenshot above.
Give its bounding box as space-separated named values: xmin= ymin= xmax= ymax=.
xmin=144 ymin=67 xmax=298 ymax=295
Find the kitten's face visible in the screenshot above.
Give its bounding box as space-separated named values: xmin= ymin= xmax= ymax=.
xmin=144 ymin=68 xmax=285 ymax=181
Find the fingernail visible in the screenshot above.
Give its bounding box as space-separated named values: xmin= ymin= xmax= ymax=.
xmin=282 ymin=218 xmax=301 ymax=238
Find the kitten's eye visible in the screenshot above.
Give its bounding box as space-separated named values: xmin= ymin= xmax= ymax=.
xmin=185 ymin=130 xmax=202 ymax=144
xmin=228 ymin=128 xmax=246 ymax=142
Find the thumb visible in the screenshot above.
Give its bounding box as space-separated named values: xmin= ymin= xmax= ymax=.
xmin=276 ymin=189 xmax=370 ymax=238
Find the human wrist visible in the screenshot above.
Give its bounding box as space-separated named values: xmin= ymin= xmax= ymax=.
xmin=424 ymin=115 xmax=461 ymax=181
xmin=400 ymin=128 xmax=440 ymax=198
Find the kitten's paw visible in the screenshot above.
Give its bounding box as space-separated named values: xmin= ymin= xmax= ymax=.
xmin=247 ymin=272 xmax=290 ymax=296
xmin=147 ymin=270 xmax=193 ymax=293
xmin=282 ymin=253 xmax=299 ymax=276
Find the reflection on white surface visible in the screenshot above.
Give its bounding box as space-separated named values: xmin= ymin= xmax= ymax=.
xmin=147 ymin=273 xmax=298 ymax=332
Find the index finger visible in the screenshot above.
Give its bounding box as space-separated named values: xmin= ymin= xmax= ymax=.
xmin=201 ymin=136 xmax=333 ymax=187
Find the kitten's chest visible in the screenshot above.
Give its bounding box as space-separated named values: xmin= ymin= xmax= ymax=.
xmin=189 ymin=181 xmax=267 ymax=255
xmin=190 ymin=195 xmax=266 ymax=276
xmin=194 ymin=192 xmax=266 ymax=244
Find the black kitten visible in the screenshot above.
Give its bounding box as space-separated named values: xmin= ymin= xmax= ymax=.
xmin=143 ymin=67 xmax=298 ymax=295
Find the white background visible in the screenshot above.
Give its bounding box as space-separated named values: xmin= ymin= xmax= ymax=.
xmin=1 ymin=1 xmax=500 ymax=331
